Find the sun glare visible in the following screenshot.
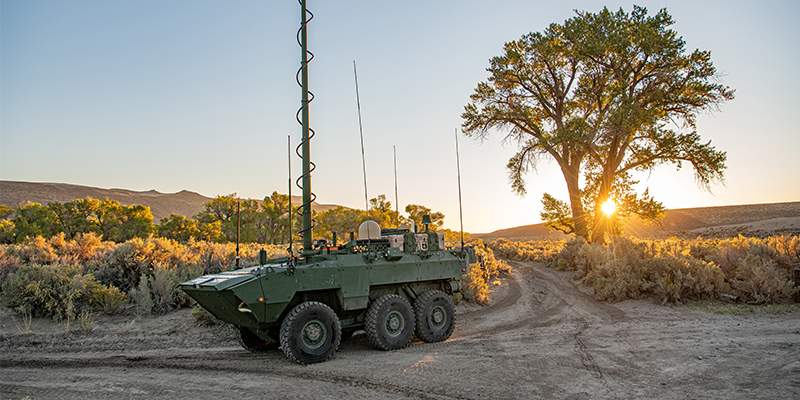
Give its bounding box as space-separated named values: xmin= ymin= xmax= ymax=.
xmin=601 ymin=199 xmax=616 ymax=217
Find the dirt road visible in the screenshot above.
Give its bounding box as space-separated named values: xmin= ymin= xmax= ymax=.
xmin=2 ymin=261 xmax=799 ymax=399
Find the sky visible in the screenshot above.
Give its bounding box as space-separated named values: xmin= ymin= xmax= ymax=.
xmin=1 ymin=0 xmax=798 ymax=233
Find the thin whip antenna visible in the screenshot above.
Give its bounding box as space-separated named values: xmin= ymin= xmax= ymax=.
xmin=393 ymin=145 xmax=399 ymax=225
xmin=353 ymin=59 xmax=369 ymax=210
xmin=287 ymin=135 xmax=293 ymax=256
xmin=455 ymin=128 xmax=464 ymax=251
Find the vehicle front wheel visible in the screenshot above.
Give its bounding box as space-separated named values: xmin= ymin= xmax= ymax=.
xmin=414 ymin=290 xmax=455 ymax=343
xmin=279 ymin=301 xmax=342 ymax=365
xmin=238 ymin=327 xmax=279 ymax=352
xmin=365 ymin=294 xmax=415 ymax=350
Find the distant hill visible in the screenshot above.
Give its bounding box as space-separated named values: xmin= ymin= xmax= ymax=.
xmin=477 ymin=201 xmax=800 ymax=240
xmin=0 ymin=181 xmax=342 ymax=221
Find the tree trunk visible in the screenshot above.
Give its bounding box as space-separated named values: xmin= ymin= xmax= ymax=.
xmin=590 ymin=176 xmax=613 ymax=244
xmin=562 ymin=167 xmax=589 ymax=240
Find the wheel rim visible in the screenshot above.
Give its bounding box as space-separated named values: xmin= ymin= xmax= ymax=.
xmin=301 ymin=320 xmax=327 ymax=349
xmin=385 ymin=310 xmax=405 ymax=337
xmin=430 ymin=305 xmax=447 ymax=330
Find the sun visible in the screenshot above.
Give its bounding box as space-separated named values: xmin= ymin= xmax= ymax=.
xmin=601 ymin=198 xmax=617 ymax=217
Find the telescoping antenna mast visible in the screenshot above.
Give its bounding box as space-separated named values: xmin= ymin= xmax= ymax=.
xmin=393 ymin=145 xmax=399 ymax=221
xmin=455 ymin=128 xmax=465 ymax=251
xmin=296 ymin=0 xmax=315 ymax=254
xmin=287 ymin=135 xmax=293 ymax=256
xmin=353 ymin=60 xmax=369 ymax=211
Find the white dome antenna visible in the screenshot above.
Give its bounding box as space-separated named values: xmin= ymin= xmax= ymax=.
xmin=358 ymin=220 xmax=381 ymax=240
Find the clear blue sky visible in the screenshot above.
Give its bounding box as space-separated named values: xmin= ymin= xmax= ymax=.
xmin=2 ymin=0 xmax=799 ymax=232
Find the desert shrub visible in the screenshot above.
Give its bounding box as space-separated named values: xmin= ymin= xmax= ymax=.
xmin=129 ymin=273 xmax=154 ymax=315
xmin=495 ymin=235 xmax=798 ymax=305
xmin=93 ymin=239 xmax=149 ymax=293
xmin=489 ymin=238 xmax=564 ymax=263
xmin=465 ymin=262 xmax=490 ymax=304
xmin=0 ymin=246 xmax=22 ymax=287
xmin=463 ymin=240 xmax=511 ymax=304
xmin=50 ymin=232 xmax=113 ymax=265
xmin=580 ymin=259 xmax=653 ymax=302
xmin=0 ymin=219 xmax=15 ymax=244
xmin=729 ymin=254 xmax=796 ymax=303
xmin=648 ymin=256 xmax=727 ymax=304
xmin=95 ymin=285 xmax=127 ymax=315
xmin=10 ymin=236 xmax=58 ymax=265
xmin=150 ymin=264 xmax=180 ymax=313
xmin=1 ymin=264 xmax=118 ymax=319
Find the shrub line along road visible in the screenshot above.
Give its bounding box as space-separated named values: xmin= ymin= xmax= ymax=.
xmin=2 ymin=261 xmax=799 ymax=399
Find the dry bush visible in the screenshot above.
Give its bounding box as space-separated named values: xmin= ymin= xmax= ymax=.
xmin=130 ymin=273 xmax=154 ymax=316
xmin=2 ymin=235 xmax=291 ymax=319
xmin=495 ymin=235 xmax=799 ymax=304
xmin=648 ymin=256 xmax=727 ymax=304
xmin=9 ymin=236 xmax=58 ymax=265
xmin=0 ymin=246 xmax=22 ymax=287
xmin=463 ymin=240 xmax=511 ymax=304
xmin=730 ymin=254 xmax=796 ymax=304
xmin=489 ymin=238 xmax=564 ymax=263
xmin=1 ymin=263 xmax=121 ymax=319
xmin=581 ymin=259 xmax=653 ymax=302
xmin=96 ymin=285 xmax=127 ymax=315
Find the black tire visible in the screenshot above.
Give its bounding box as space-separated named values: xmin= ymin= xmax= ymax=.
xmin=365 ymin=294 xmax=415 ymax=351
xmin=238 ymin=327 xmax=279 ymax=352
xmin=414 ymin=290 xmax=455 ymax=343
xmin=279 ymin=301 xmax=342 ymax=365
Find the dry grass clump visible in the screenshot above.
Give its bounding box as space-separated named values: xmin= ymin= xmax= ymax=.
xmin=543 ymin=235 xmax=799 ymax=304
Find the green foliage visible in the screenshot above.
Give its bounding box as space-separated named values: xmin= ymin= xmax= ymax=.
xmin=157 ymin=214 xmax=201 ymax=242
xmin=314 ymin=196 xmax=437 ymax=240
xmin=0 ymin=219 xmax=15 ymax=244
xmin=462 ymin=5 xmax=733 ymax=242
xmin=316 ymin=206 xmax=367 ymax=240
xmin=13 ymin=202 xmax=58 ymax=240
xmin=405 ymin=204 xmax=444 ymax=230
xmin=6 ymin=198 xmax=154 ymax=243
xmin=3 ymin=193 xmax=446 ymax=246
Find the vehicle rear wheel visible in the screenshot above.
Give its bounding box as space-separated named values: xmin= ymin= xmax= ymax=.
xmin=238 ymin=327 xmax=279 ymax=352
xmin=279 ymin=301 xmax=342 ymax=365
xmin=365 ymin=294 xmax=415 ymax=350
xmin=414 ymin=290 xmax=455 ymax=343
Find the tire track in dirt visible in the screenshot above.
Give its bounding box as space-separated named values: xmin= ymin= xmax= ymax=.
xmin=0 ymin=355 xmax=471 ymax=400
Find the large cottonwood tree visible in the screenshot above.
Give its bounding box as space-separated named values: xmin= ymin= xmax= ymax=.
xmin=462 ymin=6 xmax=733 ymax=242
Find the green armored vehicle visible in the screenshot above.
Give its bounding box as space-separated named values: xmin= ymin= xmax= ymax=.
xmin=180 ymin=0 xmax=472 ymax=364
xmin=181 ymin=222 xmax=471 ymax=364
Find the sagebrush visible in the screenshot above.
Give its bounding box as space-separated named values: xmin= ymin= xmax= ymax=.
xmin=493 ymin=235 xmax=799 ymax=304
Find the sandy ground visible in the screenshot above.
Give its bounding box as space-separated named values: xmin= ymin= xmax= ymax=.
xmin=1 ymin=261 xmax=799 ymax=400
